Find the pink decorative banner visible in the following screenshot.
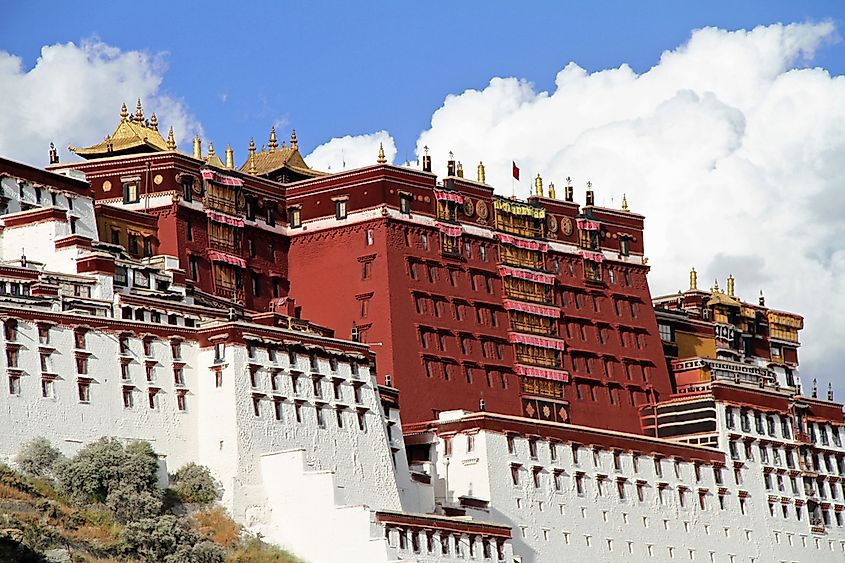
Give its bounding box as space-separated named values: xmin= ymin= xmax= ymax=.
xmin=436 ymin=222 xmax=463 ymax=238
xmin=576 ymin=219 xmax=600 ymax=231
xmin=503 ymin=299 xmax=560 ymax=318
xmin=515 ymin=364 xmax=569 ymax=382
xmin=208 ymin=251 xmax=246 ymax=268
xmin=206 ymin=210 xmax=245 ymax=227
xmin=578 ymin=249 xmax=604 ymax=263
xmin=201 ymin=169 xmax=244 ymax=187
xmin=508 ymin=332 xmax=566 ymax=351
xmin=434 ymin=191 xmax=463 ymax=204
xmin=498 ymin=265 xmax=555 ymax=285
xmin=497 ymin=233 xmax=549 ymax=252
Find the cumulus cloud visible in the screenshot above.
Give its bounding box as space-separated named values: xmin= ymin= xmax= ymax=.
xmin=411 ymin=22 xmax=845 ymax=395
xmin=0 ymin=40 xmax=200 ymax=167
xmin=305 ymin=130 xmax=396 ymax=172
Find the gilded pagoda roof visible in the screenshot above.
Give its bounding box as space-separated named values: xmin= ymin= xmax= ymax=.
xmin=69 ymin=100 xmax=171 ymax=159
xmin=706 ymin=290 xmax=741 ymax=308
xmin=238 ymin=128 xmax=324 ymax=179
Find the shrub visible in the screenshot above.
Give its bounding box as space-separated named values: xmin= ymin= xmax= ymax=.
xmin=54 ymin=438 xmax=159 ymax=504
xmin=121 ymin=514 xmax=216 ymax=562
xmin=168 ymin=540 xmax=226 ymax=563
xmin=16 ymin=438 xmax=63 ymax=478
xmin=228 ymin=537 xmax=306 ymax=563
xmin=169 ymin=463 xmax=222 ymax=505
xmin=106 ymin=484 xmax=163 ymax=524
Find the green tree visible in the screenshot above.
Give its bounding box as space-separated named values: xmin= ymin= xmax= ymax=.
xmin=15 ymin=437 xmax=63 ymax=478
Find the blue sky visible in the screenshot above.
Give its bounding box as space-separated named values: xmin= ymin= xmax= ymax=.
xmin=2 ymin=1 xmax=844 ymax=158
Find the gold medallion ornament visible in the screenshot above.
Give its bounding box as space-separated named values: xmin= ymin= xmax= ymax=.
xmin=546 ymin=214 xmax=558 ymax=234
xmin=102 ymin=180 xmax=112 ymax=192
xmin=561 ymin=217 xmax=573 ymax=236
xmin=153 ymin=174 xmax=163 ymax=185
xmin=476 ymin=200 xmax=489 ymax=220
xmin=463 ymin=197 xmax=474 ymax=217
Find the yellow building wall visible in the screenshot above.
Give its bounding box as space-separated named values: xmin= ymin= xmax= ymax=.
xmin=675 ymin=330 xmax=716 ymax=359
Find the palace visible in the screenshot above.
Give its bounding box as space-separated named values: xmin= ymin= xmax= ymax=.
xmin=0 ymin=101 xmax=842 ymax=562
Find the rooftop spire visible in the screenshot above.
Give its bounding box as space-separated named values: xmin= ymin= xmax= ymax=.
xmin=268 ymin=126 xmax=278 ymax=152
xmin=193 ymin=135 xmax=201 ymax=159
xmin=290 ymin=129 xmax=298 ymax=150
xmin=534 ymin=173 xmax=543 ymax=196
xmin=149 ymin=113 xmax=158 ymax=131
xmin=120 ymin=102 xmax=129 ymax=123
xmin=621 ymin=193 xmax=629 ymax=212
xmin=456 ymin=161 xmax=464 ymax=178
xmin=135 ymin=98 xmax=144 ymax=123
xmin=812 ymin=378 xmax=818 ymax=398
xmin=828 ymin=382 xmax=834 ymax=401
xmin=166 ymin=127 xmax=177 ymax=150
xmin=207 ymin=142 xmax=216 ymax=157
xmin=48 ymin=142 xmax=59 ymax=165
xmin=226 ymin=145 xmax=234 ymax=169
xmin=248 ymin=137 xmax=256 ymax=174
xmin=377 ymin=142 xmax=387 ymax=164
xmin=689 ymin=268 xmax=697 ymax=290
xmin=477 ymin=161 xmax=486 ymax=184
xmin=548 ymin=182 xmax=556 ymax=199
xmin=727 ymin=274 xmax=735 ymax=297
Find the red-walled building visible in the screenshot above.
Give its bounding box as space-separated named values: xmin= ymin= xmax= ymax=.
xmin=50 ymin=104 xmax=673 ymax=432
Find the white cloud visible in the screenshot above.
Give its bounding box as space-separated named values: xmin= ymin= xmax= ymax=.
xmin=0 ymin=40 xmax=200 ymax=167
xmin=305 ymin=130 xmax=396 ymax=172
xmin=411 ymin=22 xmax=845 ymax=397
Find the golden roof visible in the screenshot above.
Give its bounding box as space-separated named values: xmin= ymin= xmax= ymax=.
xmin=238 ymin=134 xmax=323 ymax=179
xmin=706 ymin=290 xmax=740 ymax=308
xmin=70 ymin=100 xmax=170 ymax=159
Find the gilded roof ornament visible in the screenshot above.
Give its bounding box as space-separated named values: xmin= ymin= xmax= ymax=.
xmin=208 ymin=142 xmax=216 ymax=157
xmin=248 ymin=137 xmax=256 ymax=174
xmin=149 ymin=113 xmax=158 ymax=131
xmin=290 ymin=129 xmax=298 ymax=150
xmin=456 ymin=161 xmax=464 ymax=178
xmin=689 ymin=268 xmax=697 ymax=290
xmin=120 ymin=102 xmax=129 ymax=123
xmin=135 ymin=98 xmax=144 ymax=123
xmin=193 ymin=135 xmax=202 ymax=159
xmin=166 ymin=127 xmax=176 ymax=150
xmin=48 ymin=142 xmax=59 ymax=164
xmin=727 ymin=274 xmax=735 ymax=297
xmin=621 ymin=193 xmax=629 ymax=212
xmin=377 ymin=142 xmax=387 ymax=164
xmin=477 ymin=161 xmax=486 ymax=184
xmin=225 ymin=145 xmax=234 ymax=169
xmin=534 ymin=173 xmax=543 ymax=196
xmin=269 ymin=126 xmax=278 ymax=153
xmin=548 ymin=182 xmax=556 ymax=199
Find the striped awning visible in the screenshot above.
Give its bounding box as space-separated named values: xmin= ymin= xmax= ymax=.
xmin=497 ymin=234 xmax=549 ymax=252
xmin=503 ymin=299 xmax=559 ymax=318
xmin=206 ymin=210 xmax=244 ymax=227
xmin=576 ymin=219 xmax=600 ymax=231
xmin=578 ymin=249 xmax=604 ymax=263
xmin=515 ymin=364 xmax=569 ymax=382
xmin=498 ymin=265 xmax=555 ymax=285
xmin=436 ymin=222 xmax=463 ymax=238
xmin=508 ymin=332 xmax=566 ymax=351
xmin=434 ymin=191 xmax=463 ymax=204
xmin=208 ymin=251 xmax=246 ymax=268
xmin=201 ymin=169 xmax=244 ymax=187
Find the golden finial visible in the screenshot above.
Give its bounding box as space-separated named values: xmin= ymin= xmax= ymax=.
xmin=689 ymin=267 xmax=697 ymax=290
xmin=456 ymin=161 xmax=464 ymax=178
xmin=166 ymin=127 xmax=176 ymax=150
xmin=268 ymin=126 xmax=278 ymax=153
xmin=120 ymin=102 xmax=129 ymax=122
xmin=225 ymin=145 xmax=234 ymax=169
xmin=248 ymin=137 xmax=256 ymax=174
xmin=477 ymin=161 xmax=486 ymax=184
xmin=135 ymin=98 xmax=144 ymax=123
xmin=548 ymin=182 xmax=556 ymax=199
xmin=149 ymin=113 xmax=158 ymax=131
xmin=621 ymin=193 xmax=629 ymax=212
xmin=290 ymin=129 xmax=298 ymax=149
xmin=712 ymin=278 xmax=720 ymax=292
xmin=534 ymin=174 xmax=543 ymax=196
xmin=193 ymin=135 xmax=201 ymax=159
xmin=377 ymin=142 xmax=387 ymax=164
xmin=727 ymin=274 xmax=735 ymax=297
xmin=208 ymin=142 xmax=216 ymax=157
xmin=48 ymin=142 xmax=59 ymax=165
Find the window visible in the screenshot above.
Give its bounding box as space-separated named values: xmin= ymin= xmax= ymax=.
xmin=266 ymin=206 xmax=276 ymax=226
xmin=123 ymin=180 xmax=140 ymax=203
xmin=421 ymin=233 xmax=428 ymax=250
xmin=8 ymin=375 xmax=20 ymax=395
xmin=658 ymin=323 xmax=672 ymax=342
xmin=511 ymin=464 xmax=521 ymax=486
xmin=41 ymin=378 xmax=55 ymax=399
xmin=335 ymin=199 xmax=348 ymax=220
xmin=122 ymin=387 xmax=134 ymax=408
xmin=362 ymin=260 xmax=372 ymax=280
xmin=316 ymin=405 xmax=325 ymax=428
xmin=274 ymin=399 xmax=283 ymax=421
xmin=620 ymin=238 xmax=630 ymax=256
xmin=252 ymin=396 xmax=261 ymax=417
xmin=287 ymin=206 xmax=301 ymax=228
xmin=251 ymin=273 xmax=261 ymax=297
xmin=399 ymin=193 xmax=412 ymax=214
xmin=177 ymin=391 xmax=187 ymax=411
xmin=174 ymin=367 xmax=185 ymax=386
xmin=366 ymin=229 xmax=374 ymax=246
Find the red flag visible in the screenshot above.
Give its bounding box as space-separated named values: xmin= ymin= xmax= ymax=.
xmin=512 ymin=161 xmax=520 ymax=181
